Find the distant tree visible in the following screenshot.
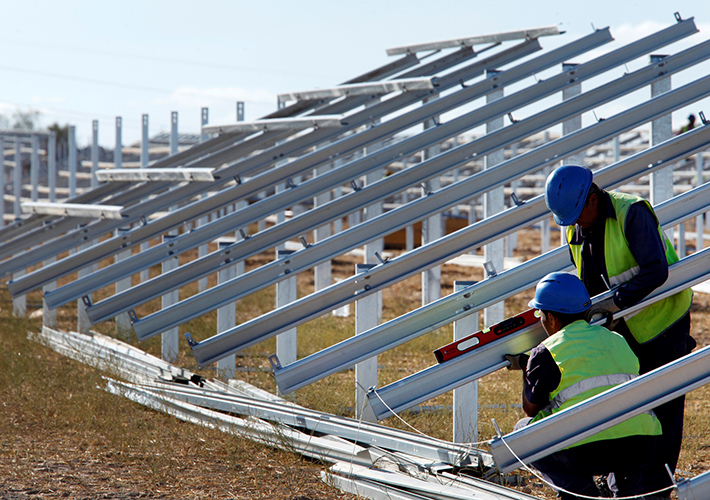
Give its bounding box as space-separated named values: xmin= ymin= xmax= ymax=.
xmin=12 ymin=110 xmax=40 ymax=131
xmin=47 ymin=122 xmax=70 ymax=158
xmin=0 ymin=114 xmax=9 ymax=129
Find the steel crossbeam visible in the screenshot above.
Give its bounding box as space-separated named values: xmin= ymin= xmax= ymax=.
xmin=202 ymin=115 xmax=345 ymax=135
xmin=368 ymin=242 xmax=710 ymax=421
xmin=271 ymin=126 xmax=710 ymax=394
xmin=676 ymin=471 xmax=710 ymax=499
xmin=151 ymin=65 xmax=710 ymax=355
xmin=40 ymin=31 xmax=622 ymax=308
xmin=489 ymin=341 xmax=710 ymax=473
xmin=95 ymin=168 xmax=215 ymax=182
xmin=20 ymin=202 xmax=125 ymax=220
xmin=278 ymin=77 xmax=436 ymax=101
xmin=2 ymin=39 xmax=537 ymax=284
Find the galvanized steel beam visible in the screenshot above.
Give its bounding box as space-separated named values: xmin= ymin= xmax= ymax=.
xmin=278 ymin=77 xmax=435 ymax=102
xmin=95 ymin=168 xmax=215 ymax=182
xmin=21 ymin=202 xmax=125 ymax=220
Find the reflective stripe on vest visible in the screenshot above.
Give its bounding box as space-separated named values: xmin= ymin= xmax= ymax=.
xmin=550 ymin=373 xmax=636 ymax=409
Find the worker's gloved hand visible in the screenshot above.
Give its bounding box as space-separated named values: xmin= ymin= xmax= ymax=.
xmin=504 ymin=353 xmax=529 ymax=371
xmin=585 ymin=297 xmax=620 ymax=328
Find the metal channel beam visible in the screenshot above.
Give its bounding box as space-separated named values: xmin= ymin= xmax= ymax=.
xmin=272 ymin=126 xmax=710 ymax=394
xmin=202 ymin=115 xmax=345 ymax=135
xmin=71 ymin=27 xmax=695 ymax=321
xmin=133 ymin=382 xmax=479 ymax=465
xmin=676 ymin=471 xmax=710 ymax=500
xmin=278 ymin=77 xmax=435 ymax=101
xmin=0 ymin=50 xmax=430 ymax=260
xmin=386 ymin=25 xmax=561 ymax=55
xmin=0 ymin=39 xmax=526 ymax=279
xmin=27 ymin=40 xmax=547 ymax=300
xmin=368 ymin=244 xmax=710 ymax=421
xmin=489 ymin=341 xmax=710 ymax=474
xmin=95 ymin=168 xmax=215 ymax=182
xmin=20 ymin=202 xmax=125 ymax=220
xmin=157 ymin=61 xmax=710 ymax=354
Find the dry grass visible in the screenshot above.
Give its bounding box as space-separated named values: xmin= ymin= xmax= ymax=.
xmin=3 ymin=228 xmax=710 ymax=499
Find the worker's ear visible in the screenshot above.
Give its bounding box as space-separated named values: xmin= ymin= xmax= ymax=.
xmin=586 ymin=191 xmax=598 ymax=209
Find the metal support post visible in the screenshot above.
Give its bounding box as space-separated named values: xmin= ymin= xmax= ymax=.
xmin=453 ymin=281 xmax=479 ymax=443
xmin=31 ymin=135 xmax=39 ymax=201
xmin=560 ymin=63 xmax=583 ymax=248
xmin=356 ymin=263 xmax=378 ymax=423
xmin=236 ymin=101 xmax=245 ymax=122
xmin=12 ymin=268 xmax=26 ymax=317
xmin=76 ymin=241 xmax=92 ymax=333
xmin=48 ymin=131 xmax=56 ymax=202
xmin=363 ymin=98 xmax=384 ymax=320
xmin=314 ymin=162 xmax=332 ymax=292
xmin=91 ymin=120 xmax=99 ymax=189
xmin=161 ymin=234 xmax=179 ymax=362
xmin=216 ymin=241 xmax=240 ymax=381
xmin=115 ymin=228 xmax=132 ymax=339
xmin=14 ymin=136 xmax=22 ymax=217
xmin=276 ymin=249 xmax=297 ymax=389
xmin=198 ymin=108 xmax=209 ymax=291
xmin=483 ymin=72 xmax=505 ymax=326
xmin=507 ymin=143 xmax=520 ymax=254
xmin=140 ymin=114 xmax=150 ymax=282
xmin=697 ymin=152 xmax=705 ymax=251
xmin=170 ymin=112 xmax=178 ymax=156
xmin=115 ymin=117 xmax=122 ymax=170
xmin=42 ymin=255 xmax=57 ymax=328
xmin=68 ymin=126 xmax=77 ymax=199
xmin=650 ymin=54 xmax=674 ymax=242
xmin=421 ymin=93 xmax=442 ymax=306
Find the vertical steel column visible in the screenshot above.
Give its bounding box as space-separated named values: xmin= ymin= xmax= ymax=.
xmin=276 ymin=249 xmax=297 ymax=391
xmin=198 ymin=108 xmax=209 ymax=292
xmin=483 ymin=71 xmax=505 ymax=326
xmin=43 ymin=132 xmax=57 ymax=327
xmin=161 ymin=234 xmax=179 ymax=362
xmin=114 ymin=227 xmax=132 ymax=338
xmin=236 ymin=101 xmax=245 ymax=122
xmin=363 ymin=98 xmax=384 ymax=320
xmin=13 ymin=136 xmax=22 ymax=217
xmin=560 ymin=63 xmax=583 ymax=248
xmin=332 ymin=158 xmax=343 ymax=235
xmin=68 ymin=126 xmax=77 ymax=199
xmin=76 ymin=241 xmax=92 ymax=333
xmin=30 ymin=135 xmax=39 ymax=201
xmin=90 ymin=120 xmax=99 ymax=189
xmin=216 ymin=241 xmax=238 ymax=380
xmin=453 ymin=281 xmax=479 ymax=443
xmin=114 ymin=117 xmax=122 ymax=170
xmin=313 ymin=159 xmax=333 ymax=292
xmin=140 ymin=114 xmax=150 ymax=283
xmin=12 ymin=136 xmax=25 ymax=316
xmin=421 ymin=94 xmax=442 ymax=306
xmin=507 ymin=143 xmax=520 ymax=254
xmin=696 ymin=152 xmax=705 ymax=251
xmin=48 ymin=131 xmax=56 ymax=202
xmin=355 ymin=263 xmax=378 ymax=423
xmin=0 ymin=136 xmax=4 ymax=224
xmin=650 ymin=54 xmax=674 ymax=243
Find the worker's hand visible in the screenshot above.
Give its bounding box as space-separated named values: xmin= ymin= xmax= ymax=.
xmin=504 ymin=353 xmax=529 ymax=371
xmin=585 ymin=297 xmax=620 ymax=328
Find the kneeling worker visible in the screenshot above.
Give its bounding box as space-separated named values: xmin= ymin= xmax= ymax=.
xmin=505 ymin=272 xmax=661 ymax=499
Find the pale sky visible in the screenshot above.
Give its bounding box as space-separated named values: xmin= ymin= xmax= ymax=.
xmin=2 ymin=0 xmax=710 ymax=147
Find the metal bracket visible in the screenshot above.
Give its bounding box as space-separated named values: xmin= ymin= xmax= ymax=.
xmin=299 ymin=236 xmax=310 ymax=249
xmin=268 ymin=354 xmax=282 ymax=371
xmin=483 ymin=260 xmax=498 ymax=278
xmin=239 ymin=228 xmax=249 ymax=240
xmin=140 ymin=215 xmax=147 ymax=226
xmin=374 ymin=251 xmax=389 ymax=265
xmin=81 ymin=295 xmax=92 ymax=307
xmin=420 ymin=183 xmax=433 ymax=196
xmin=674 ymin=12 xmax=682 ymax=23
xmin=459 ymin=79 xmax=468 ymax=89
xmin=184 ymin=332 xmax=198 ymax=348
xmin=128 ymin=309 xmax=138 ymax=324
xmin=492 ymin=418 xmax=503 ymax=438
xmin=507 ymin=112 xmax=518 ymax=124
xmin=592 ymin=110 xmax=605 ymax=122
xmin=700 ymin=110 xmax=709 ymax=125
xmin=234 ymin=174 xmax=241 ymax=185
xmin=510 ymin=192 xmax=524 ymax=207
xmin=350 ymin=180 xmax=361 ymax=192
xmin=287 ymin=178 xmax=296 ymax=189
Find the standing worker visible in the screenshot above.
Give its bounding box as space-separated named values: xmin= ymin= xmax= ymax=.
xmin=544 ymin=164 xmax=694 ymax=498
xmin=504 ymin=272 xmax=661 ymax=499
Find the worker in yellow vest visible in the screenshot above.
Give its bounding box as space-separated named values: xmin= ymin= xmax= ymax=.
xmin=544 ymin=164 xmax=694 ymax=498
xmin=505 ymin=272 xmax=662 ymax=499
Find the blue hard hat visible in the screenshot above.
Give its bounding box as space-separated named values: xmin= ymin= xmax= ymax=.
xmin=545 ymin=165 xmax=594 ymax=226
xmin=528 ymin=272 xmax=592 ymax=314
